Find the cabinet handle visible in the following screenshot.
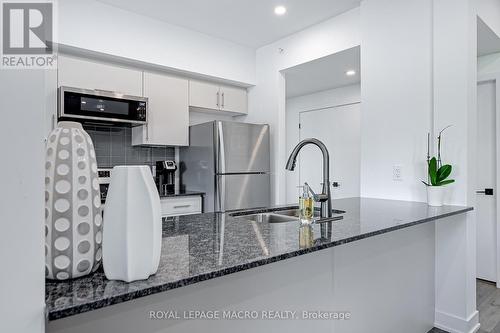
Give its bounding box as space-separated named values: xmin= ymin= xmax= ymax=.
xmin=216 ymin=92 xmax=220 ymax=108
xmin=173 ymin=204 xmax=191 ymax=209
xmin=146 ymin=122 xmax=149 ymax=141
xmin=221 ymin=92 xmax=225 ymax=109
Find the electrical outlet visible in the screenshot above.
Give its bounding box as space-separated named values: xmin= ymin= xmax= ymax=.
xmin=393 ymin=165 xmax=403 ymax=181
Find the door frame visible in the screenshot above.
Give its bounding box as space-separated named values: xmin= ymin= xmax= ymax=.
xmin=478 ymin=73 xmax=500 ymax=287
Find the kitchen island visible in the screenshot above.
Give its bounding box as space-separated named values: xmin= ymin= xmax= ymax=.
xmin=46 ymin=198 xmax=473 ymax=333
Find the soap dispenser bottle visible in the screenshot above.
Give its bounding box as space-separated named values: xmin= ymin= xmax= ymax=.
xmin=299 ymin=183 xmax=314 ymax=220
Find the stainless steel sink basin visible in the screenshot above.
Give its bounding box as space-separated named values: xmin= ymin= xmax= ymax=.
xmin=273 ymin=208 xmax=346 ymax=218
xmin=273 ymin=209 xmax=320 ymax=218
xmin=234 ymin=213 xmax=298 ymax=223
xmin=230 ymin=207 xmax=346 ymax=224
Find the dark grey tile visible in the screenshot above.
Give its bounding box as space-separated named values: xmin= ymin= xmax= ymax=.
xmin=492 ymin=320 xmax=500 ymax=333
xmin=427 ymin=328 xmax=448 ymax=333
xmin=479 ymin=285 xmax=500 ymax=330
xmin=166 ymin=147 xmax=175 ymax=160
xmin=110 ymin=126 xmax=127 ymax=136
xmin=95 ymin=155 xmax=111 ymax=168
xmin=135 ymin=147 xmax=151 ymax=163
xmin=478 ymin=279 xmax=497 ymax=307
xmin=151 ymin=147 xmax=167 ymax=161
xmin=85 ymin=125 xmax=175 ymax=168
xmin=111 ymin=156 xmax=126 ymax=166
xmin=477 ymin=279 xmax=500 ymax=333
xmin=92 ymin=134 xmax=111 ymax=151
xmin=110 ymin=135 xmax=125 ymax=157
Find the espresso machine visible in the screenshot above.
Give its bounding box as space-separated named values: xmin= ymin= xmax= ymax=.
xmin=155 ymin=160 xmax=177 ymax=195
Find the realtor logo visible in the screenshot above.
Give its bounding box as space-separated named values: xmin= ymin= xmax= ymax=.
xmin=1 ymin=1 xmax=56 ymax=68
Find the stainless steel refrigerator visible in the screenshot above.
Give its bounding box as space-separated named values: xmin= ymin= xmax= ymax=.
xmin=180 ymin=121 xmax=270 ymax=213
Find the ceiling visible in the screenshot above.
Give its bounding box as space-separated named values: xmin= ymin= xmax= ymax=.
xmin=478 ymin=18 xmax=500 ymax=57
xmin=284 ymin=46 xmax=360 ymax=99
xmin=96 ymin=0 xmax=361 ymax=48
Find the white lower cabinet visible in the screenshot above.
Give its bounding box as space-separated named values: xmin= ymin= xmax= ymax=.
xmin=160 ymin=196 xmax=202 ymax=217
xmin=132 ymin=72 xmax=189 ymax=146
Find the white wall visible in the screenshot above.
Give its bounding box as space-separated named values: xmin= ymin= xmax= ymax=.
xmin=477 ymin=0 xmax=500 ymax=38
xmin=0 ymin=71 xmax=46 ymax=332
xmin=285 ymin=84 xmax=361 ymax=203
xmin=478 ymin=52 xmax=500 ymax=77
xmin=359 ymin=0 xmax=433 ymax=202
xmin=57 ymin=0 xmax=256 ymax=85
xmin=433 ymin=0 xmax=479 ymax=331
xmin=246 ymin=8 xmax=361 ymax=204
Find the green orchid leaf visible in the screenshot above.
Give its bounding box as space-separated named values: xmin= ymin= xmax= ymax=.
xmin=436 ymin=179 xmax=455 ymax=186
xmin=437 ymin=164 xmax=452 ymax=182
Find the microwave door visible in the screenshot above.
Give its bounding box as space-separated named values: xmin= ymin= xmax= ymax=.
xmin=59 ymin=86 xmax=147 ymax=125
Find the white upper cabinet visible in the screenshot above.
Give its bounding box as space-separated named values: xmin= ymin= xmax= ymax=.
xmin=132 ymin=72 xmax=189 ymax=146
xmin=189 ymin=80 xmax=247 ymax=115
xmin=58 ymin=55 xmax=143 ymax=96
xmin=189 ymin=80 xmax=221 ymax=110
xmin=219 ymin=85 xmax=248 ymax=114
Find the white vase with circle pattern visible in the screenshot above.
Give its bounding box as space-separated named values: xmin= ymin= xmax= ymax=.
xmin=45 ymin=121 xmax=102 ymax=280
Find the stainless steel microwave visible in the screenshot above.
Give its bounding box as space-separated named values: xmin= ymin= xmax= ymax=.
xmin=58 ymin=86 xmax=148 ymax=126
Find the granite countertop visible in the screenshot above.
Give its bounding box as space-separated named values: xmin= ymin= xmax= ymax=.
xmin=159 ymin=190 xmax=205 ymax=198
xmin=45 ymin=198 xmax=472 ymax=321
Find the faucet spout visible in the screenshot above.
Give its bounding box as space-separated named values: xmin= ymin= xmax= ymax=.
xmin=285 ymin=138 xmax=332 ymax=218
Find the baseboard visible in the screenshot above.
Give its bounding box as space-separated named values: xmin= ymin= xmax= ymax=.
xmin=435 ymin=310 xmax=480 ymax=333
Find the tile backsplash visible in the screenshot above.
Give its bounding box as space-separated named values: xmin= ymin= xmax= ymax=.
xmin=84 ymin=125 xmax=175 ymax=168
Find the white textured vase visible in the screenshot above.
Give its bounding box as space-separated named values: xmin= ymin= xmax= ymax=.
xmin=427 ymin=186 xmax=445 ymax=207
xmin=103 ymin=166 xmax=162 ymax=282
xmin=45 ymin=121 xmax=102 ymax=280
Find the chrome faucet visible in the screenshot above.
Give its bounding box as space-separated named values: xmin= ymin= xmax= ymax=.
xmin=285 ymin=138 xmax=332 ymax=218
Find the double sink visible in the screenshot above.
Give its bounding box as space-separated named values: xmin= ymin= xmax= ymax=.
xmin=230 ymin=207 xmax=345 ymax=224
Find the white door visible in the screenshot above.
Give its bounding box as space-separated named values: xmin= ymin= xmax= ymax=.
xmin=477 ymin=80 xmax=497 ymax=283
xmin=299 ymin=103 xmax=361 ymax=199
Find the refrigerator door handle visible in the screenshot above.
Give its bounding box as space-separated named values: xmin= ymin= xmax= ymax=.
xmin=218 ymin=122 xmax=226 ymax=212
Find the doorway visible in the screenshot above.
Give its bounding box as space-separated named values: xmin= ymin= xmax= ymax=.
xmin=283 ymin=46 xmax=361 ymax=203
xmin=476 ymin=79 xmax=498 ymax=284
xmin=299 ymin=103 xmax=361 ymax=199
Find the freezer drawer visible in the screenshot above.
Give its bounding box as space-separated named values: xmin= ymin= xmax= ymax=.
xmin=216 ymin=173 xmax=270 ymax=212
xmin=216 ymin=121 xmax=270 ymax=174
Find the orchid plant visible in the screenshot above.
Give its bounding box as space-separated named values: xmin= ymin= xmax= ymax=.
xmin=422 ymin=126 xmax=455 ymax=187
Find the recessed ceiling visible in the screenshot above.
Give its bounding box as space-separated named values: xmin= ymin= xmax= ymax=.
xmin=478 ymin=17 xmax=500 ymax=57
xmin=96 ymin=0 xmax=361 ymax=48
xmin=284 ymin=46 xmax=360 ymax=99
